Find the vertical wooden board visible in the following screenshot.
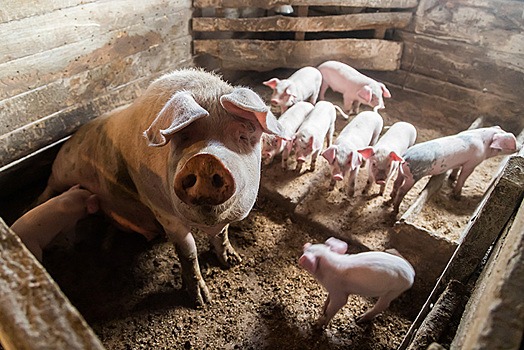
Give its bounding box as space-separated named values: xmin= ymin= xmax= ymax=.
xmin=0 ymin=218 xmax=105 ymax=350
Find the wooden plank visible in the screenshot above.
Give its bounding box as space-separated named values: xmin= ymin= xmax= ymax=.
xmin=0 ymin=34 xmax=192 ymax=136
xmin=294 ymin=6 xmax=309 ymax=40
xmin=194 ymin=0 xmax=419 ymax=9
xmin=451 ymin=198 xmax=524 ymax=349
xmin=0 ymin=6 xmax=191 ymax=101
xmin=0 ymin=0 xmax=190 ymax=65
xmin=397 ymin=32 xmax=524 ymax=103
xmin=0 ymin=43 xmax=193 ymax=168
xmin=192 ymin=12 xmax=412 ymax=32
xmin=0 ymin=0 xmax=97 ymax=23
xmin=0 ymin=217 xmax=105 ymax=350
xmin=193 ymin=39 xmax=402 ymax=71
xmin=398 ymin=153 xmax=524 ymax=350
xmin=413 ymin=0 xmax=524 ymax=56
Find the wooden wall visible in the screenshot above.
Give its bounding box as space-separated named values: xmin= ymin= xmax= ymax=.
xmin=0 ymin=0 xmax=193 ymax=169
xmin=373 ymin=0 xmax=524 ymax=132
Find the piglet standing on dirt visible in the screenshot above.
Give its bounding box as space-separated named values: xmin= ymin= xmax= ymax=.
xmin=317 ymin=60 xmax=391 ymax=115
xmin=292 ymin=101 xmax=337 ymax=173
xmin=10 ymin=185 xmax=99 ymax=262
xmin=322 ymin=111 xmax=383 ymax=196
xmin=299 ymin=237 xmax=415 ymax=326
xmin=35 ymin=68 xmax=286 ymax=306
xmin=263 ymin=66 xmax=322 ymax=114
xmin=261 ymin=101 xmax=314 ymax=168
xmin=390 ymin=126 xmax=519 ymax=214
xmin=359 ymin=121 xmax=417 ymax=196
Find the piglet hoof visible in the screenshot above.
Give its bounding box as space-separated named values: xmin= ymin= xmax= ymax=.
xmin=216 ymin=244 xmax=242 ymax=268
xmin=355 ymin=314 xmax=373 ymax=325
xmin=451 ymin=192 xmax=462 ymax=201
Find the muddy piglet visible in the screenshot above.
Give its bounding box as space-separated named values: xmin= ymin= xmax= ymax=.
xmin=390 ymin=126 xmax=519 ymax=213
xmin=359 ymin=121 xmax=417 ymax=196
xmin=11 ymin=185 xmax=99 ymax=261
xmin=299 ymin=237 xmax=415 ymax=326
xmin=322 ymin=111 xmax=383 ymax=196
xmin=292 ymin=101 xmax=336 ymax=172
xmin=317 ymin=60 xmax=391 ymax=115
xmin=261 ymin=101 xmax=314 ymax=168
xmin=263 ymin=66 xmax=322 ymax=114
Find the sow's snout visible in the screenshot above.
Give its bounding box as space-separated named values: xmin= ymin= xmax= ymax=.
xmin=174 ymin=154 xmax=235 ymax=206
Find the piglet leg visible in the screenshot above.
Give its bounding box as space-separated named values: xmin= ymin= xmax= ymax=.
xmin=317 ymin=292 xmax=347 ymax=327
xmin=209 ymin=224 xmax=242 ymax=267
xmin=356 ymin=294 xmax=393 ymax=323
xmin=169 ymin=230 xmax=211 ymax=307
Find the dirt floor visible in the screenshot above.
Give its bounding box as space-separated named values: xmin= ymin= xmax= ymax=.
xmin=1 ymin=69 xmax=516 ymax=350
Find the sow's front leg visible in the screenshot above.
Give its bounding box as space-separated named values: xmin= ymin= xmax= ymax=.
xmin=167 ymin=228 xmax=211 ymax=307
xmin=209 ymin=224 xmax=242 ymax=267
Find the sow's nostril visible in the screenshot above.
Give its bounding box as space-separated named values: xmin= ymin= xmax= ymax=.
xmin=174 ymin=154 xmax=235 ymax=206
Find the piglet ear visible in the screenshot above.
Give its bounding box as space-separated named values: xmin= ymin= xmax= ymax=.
xmin=380 ymin=83 xmax=392 ymax=98
xmin=322 ymin=146 xmax=337 ymax=164
xmin=491 ymin=132 xmax=517 ymax=151
xmin=144 ymin=91 xmax=209 ymax=147
xmin=358 ymin=85 xmax=373 ymax=103
xmin=263 ymin=78 xmax=279 ymax=90
xmin=221 ymin=87 xmax=286 ymax=137
xmin=325 ymin=237 xmax=348 ymax=254
xmin=299 ymin=252 xmax=318 ymax=274
xmin=389 ymin=151 xmax=405 ymax=163
xmin=358 ymin=147 xmax=375 ymax=160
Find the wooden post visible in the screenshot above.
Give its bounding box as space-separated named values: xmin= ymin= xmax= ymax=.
xmin=294 ymin=6 xmax=308 ymax=40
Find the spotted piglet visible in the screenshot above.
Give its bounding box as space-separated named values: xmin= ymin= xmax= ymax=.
xmin=390 ymin=126 xmax=519 ymax=214
xmin=299 ymin=237 xmax=415 ymax=327
xmin=322 ymin=111 xmax=383 ymax=196
xmin=359 ymin=121 xmax=417 ymax=196
xmin=292 ymin=101 xmax=337 ymax=172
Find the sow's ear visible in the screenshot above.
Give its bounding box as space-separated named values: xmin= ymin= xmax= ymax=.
xmin=144 ymin=91 xmax=209 ymax=147
xmin=325 ymin=237 xmax=348 ymax=254
xmin=220 ymin=87 xmax=285 ymax=137
xmin=491 ymin=132 xmax=517 ymax=151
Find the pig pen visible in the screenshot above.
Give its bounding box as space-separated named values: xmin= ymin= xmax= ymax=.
xmin=1 ymin=69 xmax=521 ymax=350
xmin=1 ymin=0 xmax=524 ymax=349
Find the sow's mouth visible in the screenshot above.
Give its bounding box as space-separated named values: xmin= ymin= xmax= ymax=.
xmin=176 ymin=195 xmax=241 ymax=228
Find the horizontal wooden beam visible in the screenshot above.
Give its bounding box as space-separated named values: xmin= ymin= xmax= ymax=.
xmin=193 ymin=39 xmax=402 ymax=71
xmin=194 ymin=0 xmax=419 ymax=9
xmin=193 ymin=12 xmax=412 ymax=32
xmin=0 ymin=218 xmax=105 ymax=350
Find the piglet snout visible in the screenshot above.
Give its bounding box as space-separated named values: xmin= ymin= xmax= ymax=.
xmin=174 ymin=154 xmax=235 ymax=206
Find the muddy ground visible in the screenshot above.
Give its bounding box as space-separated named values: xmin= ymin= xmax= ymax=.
xmin=1 ymin=70 xmax=515 ymax=350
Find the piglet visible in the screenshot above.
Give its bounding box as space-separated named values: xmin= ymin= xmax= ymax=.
xmin=359 ymin=121 xmax=417 ymax=196
xmin=322 ymin=111 xmax=383 ymax=196
xmin=263 ymin=66 xmax=322 ymax=114
xmin=292 ymin=101 xmax=336 ymax=172
xmin=261 ymin=101 xmax=314 ymax=168
xmin=317 ymin=60 xmax=391 ymax=115
xmin=390 ymin=126 xmax=519 ymax=213
xmin=10 ymin=185 xmax=99 ymax=262
xmin=299 ymin=237 xmax=415 ymax=326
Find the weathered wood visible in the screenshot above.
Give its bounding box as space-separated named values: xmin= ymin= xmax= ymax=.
xmin=193 ymin=39 xmax=402 ymax=71
xmin=0 ymin=0 xmax=97 ymax=23
xmin=396 ymin=32 xmax=524 ymax=102
xmin=399 ymin=153 xmax=524 ymax=350
xmin=451 ymin=198 xmax=524 ymax=350
xmin=0 ymin=217 xmax=105 ymax=350
xmin=0 ymin=34 xmax=192 ymax=137
xmin=192 ymin=12 xmax=412 ymax=32
xmin=0 ymin=0 xmax=190 ymax=65
xmin=407 ymin=280 xmax=468 ymax=350
xmin=294 ymin=6 xmax=308 ymax=40
xmin=0 ymin=6 xmax=191 ymax=101
xmin=193 ymin=0 xmax=419 ymax=9
xmin=414 ymin=0 xmax=524 ymax=55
